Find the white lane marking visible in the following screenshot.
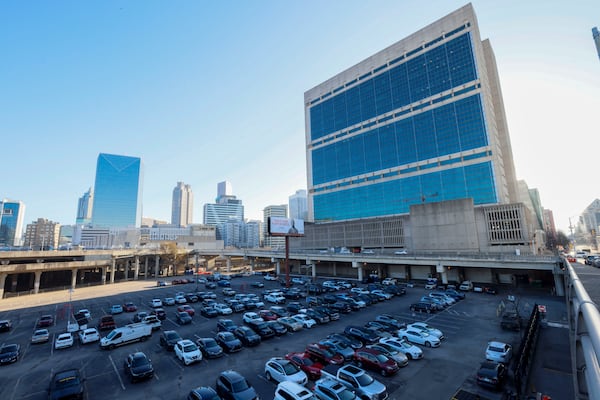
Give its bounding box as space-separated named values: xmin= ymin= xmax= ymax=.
xmin=108 ymin=354 xmax=126 ymax=391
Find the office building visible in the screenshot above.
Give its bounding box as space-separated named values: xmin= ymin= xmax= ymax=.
xmin=304 ymin=4 xmax=518 ymax=223
xmin=76 ymin=188 xmax=93 ymax=225
xmin=593 ymin=27 xmax=600 ymax=60
xmin=24 ymin=218 xmax=60 ymax=250
xmin=171 ymin=182 xmax=194 ymax=227
xmin=218 ymin=181 xmax=233 ymax=199
xmin=203 ymin=182 xmax=244 ymax=226
xmin=91 ymin=153 xmax=143 ymax=228
xmin=263 ymin=204 xmax=287 ymax=248
xmin=289 ymin=190 xmax=308 ymax=221
xmin=0 ymin=199 xmax=26 ymax=247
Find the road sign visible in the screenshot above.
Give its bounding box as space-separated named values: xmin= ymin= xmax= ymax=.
xmin=538 ymin=305 xmax=547 ymax=313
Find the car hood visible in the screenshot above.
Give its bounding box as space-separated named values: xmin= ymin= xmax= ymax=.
xmin=50 ymin=384 xmax=82 ymax=400
xmin=0 ymin=350 xmax=18 ymax=359
xmin=230 ymin=388 xmax=258 ymax=400
xmin=131 ymin=364 xmax=153 ymax=375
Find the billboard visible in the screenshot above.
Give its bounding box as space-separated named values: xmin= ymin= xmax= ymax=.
xmin=268 ymin=217 xmax=305 ymax=237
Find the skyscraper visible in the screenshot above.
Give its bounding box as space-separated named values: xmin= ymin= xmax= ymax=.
xmin=24 ymin=218 xmax=60 ymax=250
xmin=263 ymin=204 xmax=287 ymax=248
xmin=171 ymin=182 xmax=194 ymax=227
xmin=0 ymin=199 xmax=26 ymax=247
xmin=593 ymin=27 xmax=600 ymax=60
xmin=91 ymin=153 xmax=143 ymax=228
xmin=203 ymin=182 xmax=244 ymax=226
xmin=304 ymin=4 xmax=518 ymax=223
xmin=289 ymin=190 xmax=308 ymax=220
xmin=76 ymin=188 xmax=93 ymax=225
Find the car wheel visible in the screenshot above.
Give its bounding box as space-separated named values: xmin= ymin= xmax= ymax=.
xmin=407 ymin=354 xmax=413 ymax=360
xmin=265 ymin=371 xmax=272 ymax=381
xmin=356 ymin=361 xmax=362 ymax=367
xmin=425 ymin=341 xmax=431 ymax=347
xmin=109 ymin=344 xmax=116 ymax=350
xmin=426 ymin=309 xmax=431 ymax=314
xmin=140 ymin=336 xmax=147 ymax=342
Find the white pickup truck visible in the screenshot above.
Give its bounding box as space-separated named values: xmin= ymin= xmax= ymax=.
xmin=320 ymin=364 xmax=388 ymax=400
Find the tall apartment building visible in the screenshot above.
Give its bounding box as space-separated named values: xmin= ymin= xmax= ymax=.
xmin=263 ymin=204 xmax=288 ymax=248
xmin=304 ymin=4 xmax=518 ymax=223
xmin=0 ymin=199 xmax=26 ymax=247
xmin=171 ymin=182 xmax=194 ymax=227
xmin=91 ymin=153 xmax=143 ymax=228
xmin=24 ymin=218 xmax=60 ymax=250
xmin=76 ymin=188 xmax=93 ymax=225
xmin=289 ymin=190 xmax=308 ymax=221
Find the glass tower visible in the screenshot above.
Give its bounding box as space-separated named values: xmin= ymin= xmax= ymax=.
xmin=91 ymin=153 xmax=143 ymax=228
xmin=171 ymin=182 xmax=193 ymax=227
xmin=0 ymin=199 xmax=26 ymax=247
xmin=76 ymin=188 xmax=93 ymax=225
xmin=304 ymin=4 xmax=517 ymax=222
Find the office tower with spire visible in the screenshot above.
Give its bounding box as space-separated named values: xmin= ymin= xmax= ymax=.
xmin=171 ymin=182 xmax=193 ymax=227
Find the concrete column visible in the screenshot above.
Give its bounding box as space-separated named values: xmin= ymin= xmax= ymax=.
xmin=154 ymin=256 xmax=160 ymax=278
xmin=311 ymin=264 xmax=316 ymax=279
xmin=134 ymin=256 xmax=140 ymax=280
xmin=358 ymin=265 xmax=363 ymax=282
xmin=333 ymin=263 xmax=337 ymax=277
xmin=11 ymin=276 xmax=17 ymax=292
xmin=144 ymin=257 xmax=149 ymax=279
xmin=71 ymin=268 xmax=77 ymax=289
xmin=226 ymin=257 xmax=231 ymax=273
xmin=0 ymin=273 xmax=7 ymax=299
xmin=124 ymin=260 xmax=130 ymax=281
xmin=250 ymin=259 xmax=255 ymax=273
xmin=34 ymin=271 xmax=42 ymax=294
xmin=554 ymin=271 xmax=565 ymax=296
xmin=110 ymin=258 xmax=116 ymax=284
xmin=436 ymin=262 xmax=448 ymax=284
xmin=276 ymin=260 xmax=281 ymax=275
xmin=101 ymin=267 xmax=107 ymax=285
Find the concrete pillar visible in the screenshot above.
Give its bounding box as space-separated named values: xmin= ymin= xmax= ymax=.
xmin=144 ymin=257 xmax=149 ymax=279
xmin=226 ymin=257 xmax=231 ymax=273
xmin=71 ymin=268 xmax=77 ymax=289
xmin=276 ymin=260 xmax=281 ymax=275
xmin=101 ymin=267 xmax=107 ymax=285
xmin=250 ymin=259 xmax=255 ymax=273
xmin=436 ymin=262 xmax=447 ymax=284
xmin=34 ymin=271 xmax=42 ymax=294
xmin=311 ymin=264 xmax=316 ymax=279
xmin=358 ymin=265 xmax=363 ymax=282
xmin=333 ymin=263 xmax=337 ymax=277
xmin=134 ymin=256 xmax=140 ymax=280
xmin=110 ymin=258 xmax=116 ymax=284
xmin=154 ymin=256 xmax=160 ymax=278
xmin=11 ymin=276 xmax=17 ymax=292
xmin=0 ymin=273 xmax=7 ymax=299
xmin=554 ymin=271 xmax=565 ymax=296
xmin=124 ymin=260 xmax=130 ymax=281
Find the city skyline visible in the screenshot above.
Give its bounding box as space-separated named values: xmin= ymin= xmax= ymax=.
xmin=1 ymin=0 xmax=599 ymax=233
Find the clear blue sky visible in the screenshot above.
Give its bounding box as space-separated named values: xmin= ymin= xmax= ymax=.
xmin=2 ymin=0 xmax=599 ymax=232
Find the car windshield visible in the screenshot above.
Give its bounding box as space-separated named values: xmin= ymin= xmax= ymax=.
xmin=375 ymin=354 xmax=389 ymax=362
xmin=183 ymin=344 xmax=198 ymax=352
xmin=222 ymin=332 xmax=235 ymax=340
xmin=1 ymin=345 xmax=17 ymax=353
xmin=131 ymin=355 xmax=149 ymax=367
xmin=204 ymin=338 xmax=217 ymax=347
xmin=166 ymin=332 xmax=180 ymax=340
xmin=489 ymin=345 xmax=505 ymax=353
xmin=231 ymin=379 xmax=250 ymax=392
xmin=339 ymin=388 xmax=356 ymax=400
xmin=356 ymin=373 xmax=374 ymax=386
xmin=282 ymin=362 xmax=298 ymax=374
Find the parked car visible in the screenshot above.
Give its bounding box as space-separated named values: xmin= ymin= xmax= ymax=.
xmin=98 ymin=315 xmax=116 ymax=331
xmin=123 ymin=302 xmax=137 ymax=312
xmin=163 ymin=297 xmax=176 ymax=306
xmin=246 ymin=320 xmax=276 ymax=339
xmin=216 ymin=370 xmax=259 ymax=400
xmin=242 ymin=312 xmax=263 ymax=324
xmin=132 ymin=311 xmax=149 ymax=323
xmin=378 ymin=337 xmax=424 ymax=360
xmin=318 ymin=339 xmax=355 ymax=361
xmin=78 ymin=328 xmax=100 ymax=344
xmin=214 ymin=303 xmax=233 ymax=315
xmin=217 ymin=319 xmax=238 ymax=333
xmin=233 ymin=326 xmax=261 ymax=347
xmin=292 ymin=314 xmax=317 ymax=329
xmin=31 ymin=329 xmax=50 ymax=344
xmin=266 ymin=320 xmax=289 ymax=336
xmin=270 ymin=306 xmax=291 ymax=318
xmin=37 ymin=314 xmax=54 ymax=328
xmin=174 ymin=339 xmax=202 ymax=365
xmin=150 ymin=299 xmax=163 ymax=308
xmin=251 ymin=281 xmax=264 ymax=288
xmin=285 ymin=352 xmax=325 ymax=380
xmin=459 ymin=281 xmax=473 ymax=291
xmin=177 ymin=311 xmax=193 ymax=325
xmin=48 ymin=369 xmax=84 ymax=400
xmin=264 ymin=357 xmax=308 ymax=385
xmin=187 ymin=386 xmax=221 ymax=400
xmin=398 ymin=327 xmax=441 ymax=347
xmin=343 ymin=326 xmax=379 ymax=345
xmin=200 ymin=305 xmax=219 ymax=318
xmin=305 ymin=343 xmax=344 ymax=365
xmin=215 ymin=332 xmax=243 ymax=353
xmin=196 ymin=337 xmax=224 ymax=359
xmin=110 ymin=304 xmax=124 ymax=314
xmin=0 ymin=319 xmax=12 ymax=332
xmin=177 ymin=304 xmax=195 ymax=316
xmin=160 ymin=330 xmax=182 ymax=351
xmin=366 ymin=343 xmax=409 ymax=367
xmin=409 ymin=302 xmax=436 ymax=313
xmin=407 ymin=322 xmax=445 ymax=340
xmin=55 ymin=332 xmax=74 ymax=349
xmin=0 ymin=343 xmax=20 ymax=364
xmin=313 ymin=377 xmax=358 ymax=400
xmin=375 ymin=314 xmax=405 ymax=330
xmin=274 ymin=381 xmax=317 ymax=400
xmin=278 ymin=317 xmax=303 ymax=332
xmin=486 ymin=341 xmax=513 ymax=363
xmin=353 ymin=347 xmax=400 ymax=376
xmin=476 ymin=361 xmax=507 ymax=390
xmin=124 ymin=352 xmax=154 ymax=382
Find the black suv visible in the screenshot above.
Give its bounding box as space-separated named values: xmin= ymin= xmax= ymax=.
xmin=246 ymin=320 xmax=276 ymax=340
xmin=159 ymin=330 xmax=182 ymax=351
xmin=501 ymin=309 xmax=521 ymax=331
xmin=343 ymin=326 xmax=379 ymax=345
xmin=216 ymin=370 xmax=259 ymax=400
xmin=409 ymin=302 xmax=435 ymax=313
xmin=48 ymin=369 xmax=84 ymax=400
xmin=476 ymin=361 xmax=507 ymax=390
xmin=124 ymin=352 xmax=154 ymax=383
xmin=217 ymin=319 xmax=238 ymax=333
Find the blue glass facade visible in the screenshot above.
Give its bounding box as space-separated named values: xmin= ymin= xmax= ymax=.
xmin=91 ymin=154 xmax=143 ymax=228
xmin=308 ymin=29 xmax=499 ymax=222
xmin=0 ymin=201 xmax=25 ymax=247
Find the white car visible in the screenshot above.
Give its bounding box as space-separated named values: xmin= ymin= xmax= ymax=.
xmin=78 ymin=328 xmax=100 ymax=344
xmin=486 ymin=341 xmax=512 ymax=363
xmin=322 ymin=281 xmax=341 ymax=290
xmin=31 ymin=329 xmax=50 ymax=344
xmin=243 ymin=312 xmax=264 ymax=324
xmin=265 ymin=293 xmax=286 ymax=304
xmin=459 ymin=281 xmax=473 ymax=291
xmin=175 ymin=295 xmax=187 ymax=304
xmin=291 ymin=314 xmax=316 ymax=329
xmin=174 ymin=339 xmax=202 ymax=365
xmin=264 ymin=275 xmax=277 ymax=281
xmin=398 ymin=327 xmax=440 ymax=348
xmin=291 ymin=277 xmax=306 ymax=285
xmin=77 ymin=309 xmax=91 ymax=319
xmin=274 ymin=381 xmax=317 ymax=400
xmin=150 ymin=299 xmax=163 ymax=308
xmin=370 ymin=290 xmax=393 ymax=300
xmin=394 ymin=250 xmax=408 ymax=255
xmin=407 ymin=322 xmax=445 ymax=340
xmin=163 ymin=297 xmax=176 ymax=306
xmin=379 ymin=337 xmax=423 ymax=360
xmin=362 ymin=249 xmax=375 ymax=254
xmin=429 ymin=292 xmax=455 ymax=305
xmin=214 ymin=303 xmax=233 ymax=315
xmin=265 ymin=357 xmax=308 ymax=385
xmin=350 ymin=287 xmax=370 ymax=295
xmin=55 ymin=332 xmax=74 ymax=349
xmin=381 ymin=278 xmax=397 ymax=285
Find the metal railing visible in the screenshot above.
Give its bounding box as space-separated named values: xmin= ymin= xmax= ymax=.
xmin=566 ymin=258 xmax=600 ymax=399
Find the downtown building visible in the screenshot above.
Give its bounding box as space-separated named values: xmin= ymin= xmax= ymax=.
xmin=76 ymin=188 xmax=93 ymax=225
xmin=203 ymin=181 xmax=245 ymax=247
xmin=0 ymin=199 xmax=26 ymax=247
xmin=300 ymin=4 xmax=539 ymax=255
xmin=172 ymin=182 xmax=194 ymax=227
xmin=289 ymin=190 xmax=308 ymax=221
xmin=23 ymin=218 xmax=61 ymax=250
xmin=263 ymin=204 xmax=288 ymax=249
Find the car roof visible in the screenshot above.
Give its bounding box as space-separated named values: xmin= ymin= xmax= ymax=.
xmin=488 ymin=341 xmax=509 ymax=347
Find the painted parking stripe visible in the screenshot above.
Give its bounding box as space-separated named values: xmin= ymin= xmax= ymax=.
xmin=108 ymin=354 xmax=126 ymax=391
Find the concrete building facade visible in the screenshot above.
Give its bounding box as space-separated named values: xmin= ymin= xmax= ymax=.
xmin=23 ymin=218 xmax=61 ymax=250
xmin=171 ymin=182 xmax=194 ymax=227
xmin=289 ymin=190 xmax=308 ymax=221
xmin=263 ymin=205 xmax=287 ymax=249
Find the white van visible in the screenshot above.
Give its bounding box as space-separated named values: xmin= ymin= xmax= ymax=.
xmin=274 ymin=381 xmax=317 ymax=400
xmin=100 ymin=323 xmax=152 ymax=350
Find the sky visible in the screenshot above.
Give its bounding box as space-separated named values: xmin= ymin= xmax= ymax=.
xmin=1 ymin=0 xmax=599 ymax=233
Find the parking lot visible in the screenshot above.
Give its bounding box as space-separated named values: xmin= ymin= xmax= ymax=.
xmin=0 ymin=275 xmax=563 ymax=400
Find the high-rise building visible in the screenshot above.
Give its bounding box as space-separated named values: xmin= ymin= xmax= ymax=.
xmin=171 ymin=182 xmax=194 ymax=227
xmin=24 ymin=218 xmax=60 ymax=250
xmin=289 ymin=190 xmax=308 ymax=220
xmin=218 ymin=181 xmax=233 ymax=199
xmin=91 ymin=153 xmax=143 ymax=228
xmin=263 ymin=204 xmax=287 ymax=248
xmin=304 ymin=4 xmax=518 ymax=223
xmin=203 ymin=182 xmax=244 ymax=226
xmin=76 ymin=188 xmax=93 ymax=225
xmin=0 ymin=199 xmax=26 ymax=247
xmin=593 ymin=27 xmax=600 ymax=60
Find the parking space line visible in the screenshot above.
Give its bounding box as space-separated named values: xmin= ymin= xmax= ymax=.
xmin=9 ymin=374 xmax=21 ymax=400
xmin=108 ymin=354 xmax=126 ymax=391
xmin=168 ymin=355 xmax=185 ymax=371
xmin=50 ymin=333 xmax=55 ymax=356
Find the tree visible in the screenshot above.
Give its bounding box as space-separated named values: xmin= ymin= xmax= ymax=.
xmin=160 ymin=242 xmax=185 ymax=276
xmin=556 ymin=230 xmax=570 ymax=251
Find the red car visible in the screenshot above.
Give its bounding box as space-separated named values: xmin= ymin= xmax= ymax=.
xmin=177 ymin=305 xmax=195 ymax=316
xmin=305 ymin=343 xmax=344 ymax=365
xmin=353 ymin=347 xmax=399 ymax=376
xmin=258 ymin=309 xmax=278 ymax=321
xmin=36 ymin=315 xmax=54 ymax=328
xmin=285 ymin=352 xmax=325 ymax=380
xmin=123 ymin=302 xmax=137 ymax=312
